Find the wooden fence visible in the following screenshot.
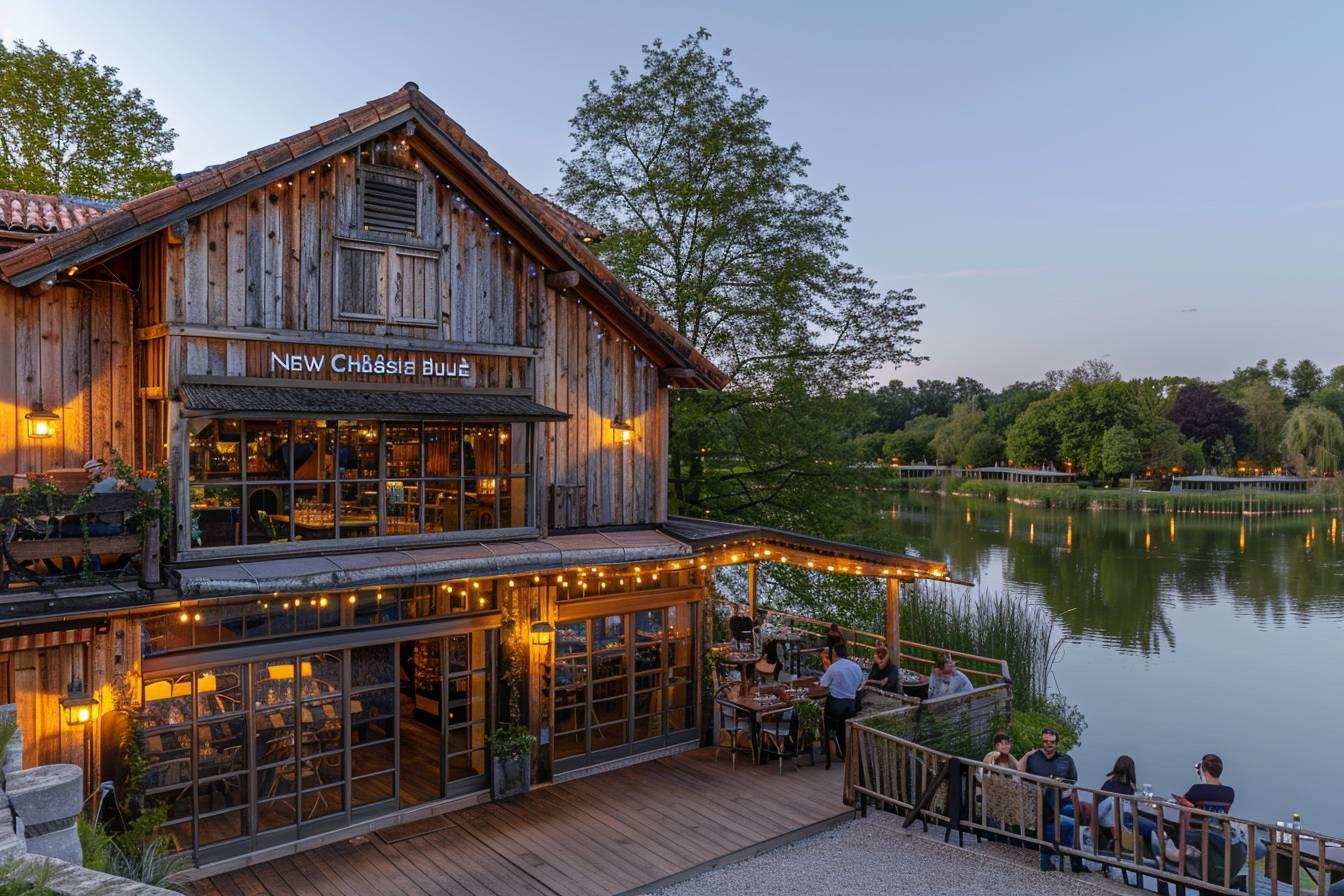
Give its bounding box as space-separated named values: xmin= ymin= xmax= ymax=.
xmin=845 ymin=718 xmax=1342 ymax=895
xmin=0 ymin=492 xmax=159 ymax=591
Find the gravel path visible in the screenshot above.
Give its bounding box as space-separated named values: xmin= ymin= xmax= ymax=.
xmin=655 ymin=812 xmax=1131 ymax=896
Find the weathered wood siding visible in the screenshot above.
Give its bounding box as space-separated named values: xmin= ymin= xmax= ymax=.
xmin=0 ymin=281 xmax=136 ymax=477
xmin=160 ymin=129 xmax=668 ymax=529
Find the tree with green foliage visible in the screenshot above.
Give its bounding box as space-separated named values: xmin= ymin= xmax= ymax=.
xmin=1290 ymin=359 xmax=1324 ymax=402
xmin=930 ymin=402 xmax=986 ymax=465
xmin=958 ymin=430 xmax=1003 ymax=468
xmin=1282 ymin=405 xmax=1344 ymax=475
xmin=984 ymin=381 xmax=1051 ymax=436
xmin=1005 ymin=398 xmax=1060 ymax=467
xmin=1210 ymin=433 xmax=1238 ymax=472
xmin=1180 ymin=439 xmax=1207 ymax=473
xmin=1101 ymin=424 xmax=1142 ymax=480
xmin=1238 ymin=379 xmax=1288 ymax=465
xmin=1310 ymin=385 xmax=1344 ymax=425
xmin=559 ymin=30 xmax=924 ymax=530
xmin=1054 ymin=380 xmax=1140 ymax=476
xmin=0 ymin=40 xmax=175 ymax=199
xmin=885 ymin=414 xmax=942 ymax=464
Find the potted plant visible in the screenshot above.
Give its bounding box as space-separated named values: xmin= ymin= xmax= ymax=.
xmin=793 ymin=698 xmax=823 ymax=762
xmin=487 ymin=722 xmax=536 ymax=800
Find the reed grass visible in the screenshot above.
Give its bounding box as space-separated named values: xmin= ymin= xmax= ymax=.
xmin=894 ymin=477 xmax=1342 ymax=514
xmin=898 ymin=583 xmax=1061 ymax=706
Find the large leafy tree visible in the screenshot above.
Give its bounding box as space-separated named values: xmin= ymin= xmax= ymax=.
xmin=1237 ymin=379 xmax=1288 ymax=465
xmin=1289 ymin=359 xmax=1324 ymax=403
xmin=559 ymin=30 xmax=924 ymax=530
xmin=1168 ymin=384 xmax=1247 ymax=452
xmin=0 ymin=40 xmax=175 ymax=199
xmin=1004 ymin=398 xmax=1061 ymax=467
xmin=1282 ymin=405 xmax=1344 ymax=475
xmin=1101 ymin=425 xmax=1142 ymax=479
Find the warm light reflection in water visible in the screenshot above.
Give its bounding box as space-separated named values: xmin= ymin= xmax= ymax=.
xmin=1028 ymin=522 xmax=1035 ymax=544
xmin=1065 ymin=515 xmax=1073 ymax=551
xmin=1169 ymin=516 xmax=1176 ymax=543
xmin=1144 ymin=530 xmax=1152 ymax=551
xmin=1008 ymin=512 xmax=1014 ymax=538
xmin=1239 ymin=523 xmax=1245 ymax=553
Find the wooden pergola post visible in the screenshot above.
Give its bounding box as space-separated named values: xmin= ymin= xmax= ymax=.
xmin=885 ymin=576 xmax=900 ymax=665
xmin=747 ymin=560 xmax=758 ymax=620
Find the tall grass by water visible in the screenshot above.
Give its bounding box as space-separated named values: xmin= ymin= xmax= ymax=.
xmin=899 ymin=583 xmax=1060 ymax=705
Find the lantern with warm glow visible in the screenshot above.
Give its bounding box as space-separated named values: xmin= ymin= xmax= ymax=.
xmin=25 ymin=402 xmax=58 ymax=439
xmin=530 ymin=621 xmax=555 ymax=646
xmin=611 ymin=415 xmax=634 ymax=443
xmin=60 ymin=679 xmax=98 ymax=726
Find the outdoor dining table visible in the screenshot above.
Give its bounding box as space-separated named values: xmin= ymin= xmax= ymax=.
xmin=722 ymin=677 xmax=828 ymax=765
xmin=1269 ymin=836 xmax=1344 ymax=889
xmin=721 ymin=649 xmax=763 ymax=689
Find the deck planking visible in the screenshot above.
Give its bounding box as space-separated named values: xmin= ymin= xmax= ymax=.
xmin=202 ymin=747 xmax=850 ymax=896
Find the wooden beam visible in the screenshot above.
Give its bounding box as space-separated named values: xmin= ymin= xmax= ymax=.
xmin=747 ymin=560 xmax=758 ymax=620
xmin=886 ymin=577 xmax=900 ymax=662
xmin=544 ymin=270 xmax=580 ymax=290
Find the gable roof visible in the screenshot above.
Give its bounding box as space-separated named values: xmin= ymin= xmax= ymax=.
xmin=0 ymin=190 xmax=115 ymax=234
xmin=0 ymin=83 xmax=726 ymax=390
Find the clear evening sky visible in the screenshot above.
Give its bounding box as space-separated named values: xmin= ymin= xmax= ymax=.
xmin=3 ymin=2 xmax=1341 ymax=389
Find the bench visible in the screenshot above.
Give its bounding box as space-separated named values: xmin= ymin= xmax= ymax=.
xmin=2 ymin=533 xmax=142 ymax=587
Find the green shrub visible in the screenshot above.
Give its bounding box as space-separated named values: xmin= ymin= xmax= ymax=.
xmin=1009 ymin=693 xmax=1087 ymax=758
xmin=0 ymin=859 xmax=54 ymax=896
xmin=78 ymin=816 xmax=113 ymax=873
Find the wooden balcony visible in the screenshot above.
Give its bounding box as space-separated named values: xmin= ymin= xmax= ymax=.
xmin=197 ymin=747 xmax=850 ymax=896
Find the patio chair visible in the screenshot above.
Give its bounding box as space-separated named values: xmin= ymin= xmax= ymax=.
xmin=714 ymin=691 xmax=755 ymax=768
xmin=758 ymin=707 xmax=797 ymax=774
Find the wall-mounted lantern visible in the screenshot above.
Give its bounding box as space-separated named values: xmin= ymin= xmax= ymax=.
xmin=60 ymin=678 xmax=99 ymax=726
xmin=530 ymin=621 xmax=555 ymax=647
xmin=25 ymin=402 xmax=58 ymax=439
xmin=611 ymin=414 xmax=634 ymax=444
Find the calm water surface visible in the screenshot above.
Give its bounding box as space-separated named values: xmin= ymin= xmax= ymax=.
xmin=865 ymin=493 xmax=1344 ymax=834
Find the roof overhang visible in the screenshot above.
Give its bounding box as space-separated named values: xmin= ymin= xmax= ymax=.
xmin=661 ymin=516 xmax=969 ymax=584
xmin=174 ymin=530 xmax=693 ymax=599
xmin=179 ymin=381 xmax=568 ymax=421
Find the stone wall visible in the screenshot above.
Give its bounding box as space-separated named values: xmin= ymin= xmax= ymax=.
xmin=0 ymin=703 xmax=177 ymax=895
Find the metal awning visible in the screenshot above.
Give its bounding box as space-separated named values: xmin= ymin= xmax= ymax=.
xmin=179 ymin=382 xmax=568 ymax=421
xmin=661 ymin=515 xmax=965 ymax=582
xmin=174 ymin=530 xmax=692 ymax=598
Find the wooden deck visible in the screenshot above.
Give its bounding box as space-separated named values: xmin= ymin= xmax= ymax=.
xmin=199 ymin=747 xmax=851 ymax=896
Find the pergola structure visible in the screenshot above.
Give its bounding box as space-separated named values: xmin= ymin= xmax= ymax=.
xmin=662 ymin=516 xmax=970 ymax=654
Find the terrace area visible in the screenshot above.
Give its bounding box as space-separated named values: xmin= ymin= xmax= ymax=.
xmin=196 ymin=747 xmax=849 ymax=896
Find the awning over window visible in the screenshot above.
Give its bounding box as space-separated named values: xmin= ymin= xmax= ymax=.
xmin=174 ymin=530 xmax=692 ymax=598
xmin=179 ymin=382 xmax=569 ymax=421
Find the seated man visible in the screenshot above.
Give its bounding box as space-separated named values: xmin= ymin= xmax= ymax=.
xmin=1019 ymin=727 xmax=1087 ymax=872
xmin=819 ymin=641 xmax=865 ymax=761
xmin=728 ymin=605 xmax=754 ymax=649
xmin=1172 ymin=754 xmax=1243 ymax=889
xmin=927 ymin=656 xmax=973 ymax=698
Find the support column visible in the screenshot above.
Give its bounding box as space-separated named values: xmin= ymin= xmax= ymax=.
xmin=746 ymin=561 xmax=758 ymax=620
xmin=885 ymin=577 xmax=900 ymax=662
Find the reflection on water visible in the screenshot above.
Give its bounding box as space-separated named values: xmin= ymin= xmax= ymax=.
xmin=859 ymin=493 xmax=1344 ymax=832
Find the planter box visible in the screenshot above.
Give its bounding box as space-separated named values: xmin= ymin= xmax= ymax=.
xmin=491 ymin=753 xmax=532 ymax=800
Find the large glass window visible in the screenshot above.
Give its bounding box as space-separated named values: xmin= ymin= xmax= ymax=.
xmin=141 ymin=634 xmax=492 ymax=863
xmin=552 ymin=603 xmax=699 ymax=771
xmin=187 ymin=420 xmax=530 ymax=546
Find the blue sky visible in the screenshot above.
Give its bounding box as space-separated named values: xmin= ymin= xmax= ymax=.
xmin=3 ymin=1 xmax=1341 ymax=389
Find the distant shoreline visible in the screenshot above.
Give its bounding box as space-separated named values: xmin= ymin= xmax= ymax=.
xmin=890 ymin=478 xmax=1343 ymax=514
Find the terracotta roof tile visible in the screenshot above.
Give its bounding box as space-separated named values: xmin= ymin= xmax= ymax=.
xmin=369 ymin=89 xmax=412 ymax=120
xmin=282 ymin=130 xmax=323 ymax=159
xmin=534 ymin=196 xmax=605 ymax=243
xmin=249 ymin=141 xmax=294 ymax=172
xmin=311 ymin=116 xmax=352 ymax=145
xmin=85 ymin=209 xmax=135 ymax=240
xmin=340 ymin=105 xmax=381 ymax=133
xmin=0 ymin=190 xmax=116 ymax=234
xmin=123 ymin=186 xmax=190 ymax=224
xmin=182 ymin=169 xmax=227 ymax=202
xmin=217 ymin=156 xmax=261 ymax=188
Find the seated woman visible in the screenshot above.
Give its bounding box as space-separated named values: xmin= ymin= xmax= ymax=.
xmin=728 ymin=605 xmax=755 ymax=649
xmin=1092 ymin=755 xmax=1159 ymax=864
xmin=755 ymin=639 xmax=783 ymax=683
xmin=866 ymin=644 xmax=903 ymax=691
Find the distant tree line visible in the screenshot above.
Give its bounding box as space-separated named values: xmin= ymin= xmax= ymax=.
xmin=849 ymin=358 xmax=1344 ymax=481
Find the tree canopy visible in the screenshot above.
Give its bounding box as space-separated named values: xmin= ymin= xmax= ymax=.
xmin=558 ymin=30 xmax=924 ymax=530
xmin=0 ymin=40 xmax=175 ymax=199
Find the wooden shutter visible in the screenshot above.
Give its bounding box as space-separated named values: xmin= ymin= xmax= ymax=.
xmin=361 ymin=170 xmax=420 ymax=236
xmin=390 ymin=248 xmax=441 ymax=326
xmin=335 ymin=243 xmax=386 ymax=320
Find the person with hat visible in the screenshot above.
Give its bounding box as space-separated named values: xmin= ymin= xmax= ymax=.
xmin=83 ymin=458 xmax=120 ymax=494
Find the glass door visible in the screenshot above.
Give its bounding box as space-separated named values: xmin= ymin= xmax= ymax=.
xmin=398 ymin=638 xmax=444 ymax=805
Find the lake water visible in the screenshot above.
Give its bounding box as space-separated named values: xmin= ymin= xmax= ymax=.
xmin=868 ymin=493 xmax=1344 ymax=834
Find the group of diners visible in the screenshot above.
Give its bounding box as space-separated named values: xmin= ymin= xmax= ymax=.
xmin=984 ymin=727 xmax=1257 ymax=892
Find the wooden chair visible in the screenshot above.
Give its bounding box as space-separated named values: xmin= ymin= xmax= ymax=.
xmin=714 ymin=689 xmax=755 ymax=768
xmin=758 ymin=707 xmax=797 ymax=774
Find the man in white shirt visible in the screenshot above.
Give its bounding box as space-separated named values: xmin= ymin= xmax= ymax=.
xmin=819 ymin=641 xmax=865 ymax=763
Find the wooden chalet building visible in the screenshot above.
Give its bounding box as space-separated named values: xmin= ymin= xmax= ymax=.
xmin=0 ymin=84 xmax=950 ymax=868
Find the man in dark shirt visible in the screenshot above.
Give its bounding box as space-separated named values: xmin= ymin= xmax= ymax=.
xmin=1175 ymin=752 xmax=1240 ymax=882
xmin=1019 ymin=727 xmax=1086 ymax=872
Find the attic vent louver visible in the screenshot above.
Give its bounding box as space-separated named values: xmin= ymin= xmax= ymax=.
xmin=362 ymin=172 xmax=419 ymax=235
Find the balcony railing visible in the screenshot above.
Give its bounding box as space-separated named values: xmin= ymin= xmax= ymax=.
xmin=846 ymin=720 xmax=1340 ymax=895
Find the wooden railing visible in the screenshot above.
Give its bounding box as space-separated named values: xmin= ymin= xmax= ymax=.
xmin=0 ymin=492 xmax=159 ymax=591
xmin=846 ymin=719 xmax=1341 ymax=895
xmin=714 ymin=598 xmax=1011 ymax=685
